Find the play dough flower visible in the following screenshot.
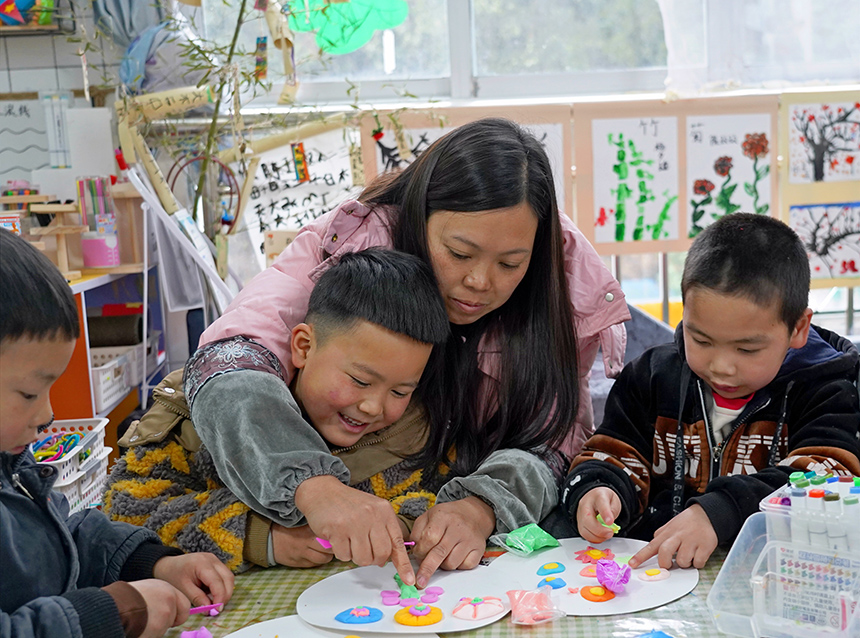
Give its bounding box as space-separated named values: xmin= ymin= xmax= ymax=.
xmin=574 ymin=546 xmax=615 ymax=564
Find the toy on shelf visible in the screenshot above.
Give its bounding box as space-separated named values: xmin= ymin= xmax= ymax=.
xmin=28 ymin=202 xmax=88 ymax=280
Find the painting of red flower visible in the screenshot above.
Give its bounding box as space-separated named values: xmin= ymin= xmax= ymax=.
xmin=742 ymin=133 xmax=769 ymax=160
xmin=714 ymin=156 xmax=733 ymax=177
xmin=693 ymin=179 xmax=715 ymax=196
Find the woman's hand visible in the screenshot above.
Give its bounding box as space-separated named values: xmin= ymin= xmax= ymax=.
xmin=410 ymin=496 xmax=495 ymax=588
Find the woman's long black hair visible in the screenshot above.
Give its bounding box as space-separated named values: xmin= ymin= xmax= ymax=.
xmin=361 ymin=118 xmax=579 ymax=477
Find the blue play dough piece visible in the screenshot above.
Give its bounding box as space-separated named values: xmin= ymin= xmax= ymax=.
xmin=536 ymin=561 xmax=566 ymax=576
xmin=334 ymin=606 xmax=384 ymax=624
xmin=537 ymin=576 xmax=567 ymax=589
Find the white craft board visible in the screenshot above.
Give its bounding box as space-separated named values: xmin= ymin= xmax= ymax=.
xmin=225 ymin=614 xmax=439 ymax=638
xmin=488 ymin=537 xmax=698 ymax=616
xmin=297 ymin=562 xmax=510 ymax=634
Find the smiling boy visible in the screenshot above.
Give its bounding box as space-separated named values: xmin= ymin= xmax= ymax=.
xmin=562 ymin=213 xmax=860 ymax=569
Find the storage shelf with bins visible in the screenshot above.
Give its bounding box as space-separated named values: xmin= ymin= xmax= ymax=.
xmin=49 ymin=183 xmax=167 ymax=462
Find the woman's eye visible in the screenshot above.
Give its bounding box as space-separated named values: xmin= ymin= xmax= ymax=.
xmin=500 ymin=262 xmax=519 ymax=270
xmin=449 ymin=249 xmax=469 ymax=260
xmin=349 ymin=376 xmax=370 ymax=388
xmin=391 ymin=389 xmax=410 ymax=398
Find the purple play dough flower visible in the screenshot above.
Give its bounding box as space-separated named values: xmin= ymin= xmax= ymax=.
xmin=595 ymin=558 xmax=631 ymax=593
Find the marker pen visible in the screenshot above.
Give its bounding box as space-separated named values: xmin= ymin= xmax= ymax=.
xmin=824 ymin=493 xmax=848 ymax=551
xmin=768 ymin=497 xmax=792 ymax=542
xmin=838 ymin=476 xmax=853 ymax=498
xmin=789 ymin=471 xmax=805 ymax=486
xmin=843 ymin=496 xmax=860 ymax=552
xmin=854 ymin=477 xmax=860 ymax=487
xmin=795 ymin=479 xmax=810 ymax=491
xmin=810 ymin=476 xmax=827 ymax=488
xmin=850 ymin=486 xmax=860 ymax=497
xmin=789 ymin=489 xmax=809 ymax=546
xmin=804 ymin=471 xmax=817 ymax=479
xmin=807 ymin=489 xmax=828 ymax=549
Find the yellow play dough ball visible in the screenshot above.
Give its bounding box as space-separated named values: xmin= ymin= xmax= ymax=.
xmin=646 ymin=568 xmax=661 ymax=576
xmin=394 ymin=605 xmax=444 ymax=626
xmin=592 ymin=586 xmax=606 ymax=596
xmin=545 ymin=562 xmax=558 ymax=569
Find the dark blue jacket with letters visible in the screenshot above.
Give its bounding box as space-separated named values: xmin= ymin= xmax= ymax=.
xmin=1 ymin=449 xmax=179 ymax=638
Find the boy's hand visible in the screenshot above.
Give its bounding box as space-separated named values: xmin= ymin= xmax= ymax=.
xmin=272 ymin=523 xmax=334 ymax=567
xmin=628 ymin=503 xmax=718 ymax=570
xmin=576 ymin=486 xmax=622 ymax=544
xmin=126 ymin=579 xmax=190 ymax=638
xmin=296 ymin=475 xmax=415 ymax=585
xmin=152 ymin=553 xmax=234 ymax=608
xmin=410 ymin=496 xmax=495 ymax=589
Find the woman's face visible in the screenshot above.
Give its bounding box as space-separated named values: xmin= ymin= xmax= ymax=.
xmin=426 ymin=202 xmax=538 ymax=325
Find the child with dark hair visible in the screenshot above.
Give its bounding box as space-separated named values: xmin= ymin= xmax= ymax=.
xmin=105 ymin=248 xmax=462 ymax=584
xmin=0 ymin=229 xmax=233 ymax=638
xmin=563 ymin=213 xmax=860 ymax=569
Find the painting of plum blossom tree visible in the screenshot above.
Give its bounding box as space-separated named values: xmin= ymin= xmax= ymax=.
xmin=686 ymin=114 xmax=773 ymax=238
xmin=789 ymin=102 xmax=860 ymax=183
xmin=789 ymin=202 xmax=860 ymax=280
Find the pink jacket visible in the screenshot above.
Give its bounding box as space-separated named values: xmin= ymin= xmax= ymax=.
xmin=201 ymin=199 xmax=630 ymax=457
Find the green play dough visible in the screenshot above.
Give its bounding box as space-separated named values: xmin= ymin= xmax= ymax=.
xmin=394 ymin=573 xmax=419 ymax=599
xmin=504 ymin=523 xmax=559 ymax=555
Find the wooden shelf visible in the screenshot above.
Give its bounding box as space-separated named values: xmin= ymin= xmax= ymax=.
xmin=30 ymin=224 xmax=89 ymax=236
xmin=0 ymin=195 xmax=51 ymax=205
xmin=30 ymin=203 xmax=79 ymax=214
xmin=80 ymin=263 xmax=145 ymax=277
xmin=0 ymin=24 xmax=60 ymax=36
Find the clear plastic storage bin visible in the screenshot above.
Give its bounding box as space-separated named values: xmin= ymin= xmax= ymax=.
xmin=709 ymin=491 xmax=860 ymax=637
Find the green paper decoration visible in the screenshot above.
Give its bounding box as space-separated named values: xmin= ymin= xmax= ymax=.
xmin=286 ymin=0 xmax=408 ymax=55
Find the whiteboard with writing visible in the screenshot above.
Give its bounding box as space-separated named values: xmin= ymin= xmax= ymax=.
xmin=0 ymin=100 xmax=49 ymax=183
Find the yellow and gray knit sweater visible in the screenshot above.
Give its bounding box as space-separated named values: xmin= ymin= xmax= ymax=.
xmin=103 ymin=370 xmax=443 ymax=573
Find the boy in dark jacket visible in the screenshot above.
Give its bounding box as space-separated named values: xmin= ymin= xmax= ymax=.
xmin=0 ymin=229 xmax=233 ymax=638
xmin=562 ymin=213 xmax=860 ymax=570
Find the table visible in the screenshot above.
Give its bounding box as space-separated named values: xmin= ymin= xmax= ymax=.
xmin=166 ymin=548 xmax=728 ymax=638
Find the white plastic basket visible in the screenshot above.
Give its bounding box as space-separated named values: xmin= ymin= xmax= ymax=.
xmin=91 ymin=352 xmax=129 ymax=412
xmin=91 ymin=330 xmax=160 ymax=388
xmin=31 ymin=418 xmax=112 ymax=513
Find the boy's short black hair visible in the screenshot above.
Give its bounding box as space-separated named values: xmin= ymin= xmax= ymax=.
xmin=307 ymin=248 xmax=450 ymax=345
xmin=681 ymin=213 xmax=810 ymax=329
xmin=0 ymin=228 xmax=79 ymax=345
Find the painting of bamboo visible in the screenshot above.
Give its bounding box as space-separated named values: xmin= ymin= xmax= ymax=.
xmin=591 ymin=116 xmax=680 ymax=244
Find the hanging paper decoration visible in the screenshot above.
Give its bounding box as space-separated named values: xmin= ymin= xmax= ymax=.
xmin=254 ymin=36 xmax=268 ymax=80
xmin=286 ymin=0 xmax=408 ymax=55
xmin=0 ymin=0 xmax=30 ymax=25
xmin=292 ymin=142 xmax=310 ymax=183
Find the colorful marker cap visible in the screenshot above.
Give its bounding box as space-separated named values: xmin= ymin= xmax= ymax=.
xmin=789 ymin=471 xmax=805 ymax=484
xmin=844 ymin=496 xmax=859 ymax=505
xmin=810 ymin=476 xmax=826 ymax=486
xmin=796 ymin=479 xmax=810 ymax=489
xmin=851 ymin=487 xmax=860 ymax=495
xmin=804 ymin=471 xmax=817 ymax=478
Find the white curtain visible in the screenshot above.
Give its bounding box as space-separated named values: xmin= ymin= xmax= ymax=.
xmin=658 ymin=0 xmax=860 ymax=94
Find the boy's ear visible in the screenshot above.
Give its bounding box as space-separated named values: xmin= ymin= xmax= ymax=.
xmin=290 ymin=323 xmax=315 ymax=369
xmin=789 ymin=308 xmax=813 ymax=349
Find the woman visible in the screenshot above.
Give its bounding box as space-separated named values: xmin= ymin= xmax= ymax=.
xmin=187 ymin=118 xmax=629 ymax=585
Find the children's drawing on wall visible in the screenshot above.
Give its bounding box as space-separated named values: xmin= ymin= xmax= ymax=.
xmin=789 ymin=102 xmax=860 ymax=183
xmin=789 ymin=202 xmax=860 ymax=279
xmin=372 ymin=121 xmax=567 ymax=214
xmin=231 ymin=128 xmax=358 ymax=267
xmin=0 ymin=100 xmax=49 ymax=183
xmin=686 ymin=114 xmax=772 ymax=237
xmin=591 ymin=117 xmax=679 ymax=244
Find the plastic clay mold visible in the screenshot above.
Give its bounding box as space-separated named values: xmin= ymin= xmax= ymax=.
xmin=580 ymin=585 xmax=616 ymax=603
xmin=637 ymin=567 xmax=671 ymax=582
xmin=335 ymin=606 xmax=384 ymax=624
xmin=574 ymin=546 xmax=615 ymax=564
xmin=451 ymin=596 xmax=506 ymax=620
xmin=394 ymin=604 xmax=443 ymax=626
xmin=537 ymin=576 xmax=567 ymax=589
xmin=536 ymin=561 xmax=566 ymax=575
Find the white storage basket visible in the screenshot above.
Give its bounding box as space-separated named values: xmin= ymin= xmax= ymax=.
xmin=91 ymin=352 xmax=128 ymax=412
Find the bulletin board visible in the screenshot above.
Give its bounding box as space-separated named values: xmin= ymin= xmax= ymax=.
xmin=779 ymin=89 xmax=860 ymax=288
xmin=359 ymin=104 xmax=574 ymax=219
xmin=574 ymin=95 xmax=779 ymax=256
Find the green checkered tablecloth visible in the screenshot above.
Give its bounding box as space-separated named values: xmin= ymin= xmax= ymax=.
xmin=165 ymin=548 xmax=728 ymax=638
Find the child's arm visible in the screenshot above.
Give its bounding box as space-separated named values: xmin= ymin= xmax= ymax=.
xmin=295 ymin=475 xmax=415 ymax=585
xmin=410 ymin=447 xmax=557 ymax=587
